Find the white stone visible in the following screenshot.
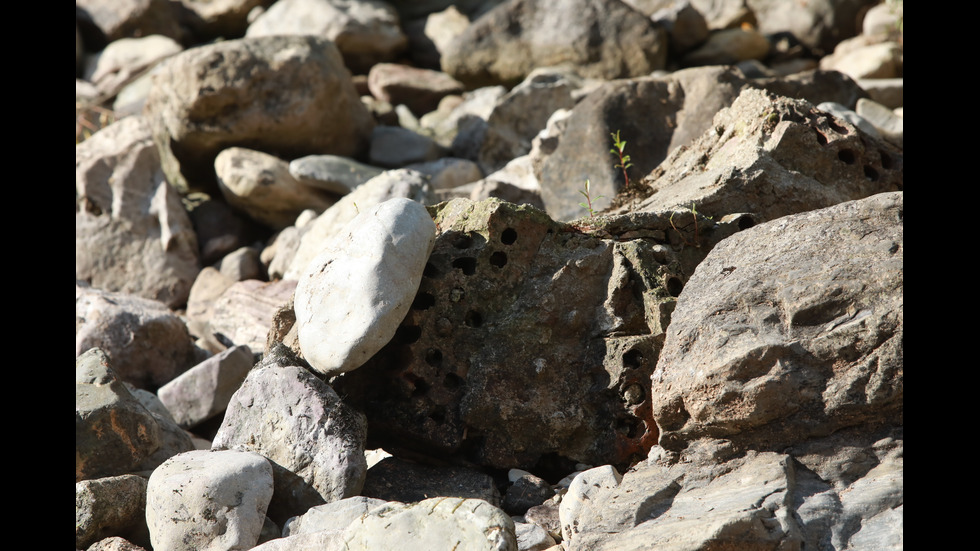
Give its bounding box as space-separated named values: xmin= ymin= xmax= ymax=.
xmin=146 ymin=449 xmax=273 ymax=551
xmin=559 ymin=465 xmax=622 ymax=544
xmin=294 ymin=197 xmax=436 ymax=375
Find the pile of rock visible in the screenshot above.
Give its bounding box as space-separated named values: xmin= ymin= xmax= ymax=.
xmin=76 ymin=1 xmax=903 ymax=550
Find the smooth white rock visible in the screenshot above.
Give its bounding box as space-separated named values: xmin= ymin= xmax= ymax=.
xmin=294 ymin=197 xmax=436 ymax=375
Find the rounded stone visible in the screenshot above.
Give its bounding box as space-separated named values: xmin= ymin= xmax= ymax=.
xmin=294 ymin=197 xmax=436 ymax=375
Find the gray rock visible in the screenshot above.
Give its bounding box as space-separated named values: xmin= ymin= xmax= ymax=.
xmin=82 ymin=34 xmax=182 ymax=101
xmin=369 ymin=125 xmax=450 ymax=168
xmin=817 ymin=100 xmax=882 ymax=138
xmin=211 ymin=365 xmax=368 ymax=524
xmin=143 ymin=35 xmax=373 ymax=193
xmin=405 ymin=157 xmax=484 ymax=190
xmin=126 ymin=384 xmax=197 ymax=472
xmin=819 ymin=37 xmax=904 ymax=80
xmin=76 ymin=0 xmax=185 ymax=44
xmin=157 ymin=345 xmax=254 ymax=429
xmin=76 ymin=115 xmax=200 ymax=309
xmin=367 ymin=62 xmax=465 ymax=117
xmin=559 ymin=465 xmax=623 ymax=543
xmin=180 ymin=0 xmax=268 ymax=40
xmin=218 ymin=246 xmax=265 ymax=282
xmin=76 ymin=474 xmax=149 ymax=550
xmin=514 ymin=521 xmax=556 ymax=551
xmin=215 ymin=147 xmax=338 ymax=230
xmin=289 ymin=155 xmax=386 ymax=196
xmin=145 ymin=449 xmax=273 ymax=551
xmin=440 ymin=0 xmax=668 ymax=89
xmin=207 ymin=279 xmax=297 ymax=353
xmin=76 ymin=348 xmax=162 ymax=481
xmin=294 ymin=197 xmax=437 ymax=375
xmin=246 ymin=0 xmax=408 ymax=74
xmin=285 ymin=168 xmax=435 ymax=281
xmin=652 ymin=192 xmax=903 ymax=451
xmin=610 ymin=87 xmax=903 ymax=224
xmin=856 ymin=97 xmax=903 ymax=148
xmin=75 ymin=285 xmax=198 ymax=391
xmin=282 ymin=496 xmax=387 ymax=537
xmin=341 ymin=497 xmax=517 ymax=551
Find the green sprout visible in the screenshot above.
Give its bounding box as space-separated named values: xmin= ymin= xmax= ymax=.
xmin=610 ymin=130 xmax=633 ymax=189
xmin=578 ymin=179 xmax=605 ymax=219
xmin=669 ymin=202 xmax=712 ymax=248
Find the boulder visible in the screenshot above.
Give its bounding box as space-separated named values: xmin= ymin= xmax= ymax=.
xmin=76 ymin=474 xmax=149 ymax=549
xmin=294 ymin=197 xmax=437 ymax=375
xmin=157 ymin=345 xmax=254 ymax=429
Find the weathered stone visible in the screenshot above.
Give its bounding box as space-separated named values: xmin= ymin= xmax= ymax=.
xmin=76 ymin=348 xmax=162 ymax=481
xmin=610 ymin=88 xmax=903 ymax=224
xmin=211 ymin=365 xmax=368 ymax=524
xmin=559 ymin=465 xmax=623 ymax=543
xmin=341 ymin=497 xmax=517 ymax=551
xmin=652 ymin=192 xmax=903 ymax=451
xmin=214 ymin=147 xmax=338 ymax=231
xmin=440 ymin=0 xmax=668 ymax=89
xmin=502 ymin=470 xmax=555 ymax=515
xmin=157 ymin=345 xmax=254 ymax=429
xmin=285 ymin=169 xmax=435 ymax=281
xmin=246 ymin=0 xmax=408 ymax=74
xmin=369 ymin=125 xmax=449 ymax=168
xmin=76 ymin=0 xmax=185 ymax=45
xmin=294 ymin=197 xmax=437 ymax=375
xmin=282 ymin=496 xmax=387 ymax=537
xmin=143 ymin=35 xmax=373 ymax=194
xmin=126 ymin=384 xmax=197 ymax=471
xmin=145 ymin=449 xmax=274 ymax=551
xmin=180 ymin=0 xmax=268 ymax=40
xmin=76 ymin=285 xmax=199 ymax=391
xmin=289 ymin=154 xmax=386 ymax=196
xmin=332 ymin=198 xmax=751 ymax=471
xmin=76 ymin=115 xmax=200 ymax=309
xmin=76 ymin=474 xmax=149 ymax=550
xmin=367 ymin=62 xmax=465 ymax=116
xmin=681 ymin=27 xmax=771 ymax=66
xmin=362 ymin=455 xmax=501 ymax=506
xmin=83 ymin=34 xmax=182 ymax=100
xmin=208 ymin=279 xmax=297 ymax=352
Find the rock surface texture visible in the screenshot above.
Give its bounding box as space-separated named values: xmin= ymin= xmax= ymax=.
xmin=76 ymin=1 xmax=903 ymax=549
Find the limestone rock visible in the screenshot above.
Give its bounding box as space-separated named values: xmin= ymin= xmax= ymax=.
xmin=76 ymin=349 xmax=162 ymax=481
xmin=341 ymin=497 xmax=517 ymax=551
xmin=294 ymin=197 xmax=437 ymax=375
xmin=440 ymin=0 xmax=668 ymax=88
xmin=207 ymin=279 xmax=297 ymax=352
xmin=289 ymin=154 xmax=386 ymax=196
xmin=76 ymin=115 xmax=200 ymax=309
xmin=214 ymin=147 xmax=338 ymax=231
xmin=75 ymin=285 xmax=199 ymax=391
xmin=652 ymin=192 xmax=903 ymax=451
xmin=76 ymin=474 xmax=149 ymax=549
xmin=157 ymin=345 xmax=254 ymax=429
xmin=143 ymin=35 xmax=373 ymax=194
xmin=367 ymin=62 xmax=464 ymax=117
xmin=145 ymin=449 xmax=273 ymax=551
xmin=211 ymin=364 xmax=368 ymax=524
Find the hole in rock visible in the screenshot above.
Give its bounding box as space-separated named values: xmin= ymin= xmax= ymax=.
xmin=394 ymin=325 xmax=422 ymax=345
xmin=489 ymin=251 xmax=507 ymax=268
xmin=616 ymin=417 xmax=641 ymax=438
xmin=815 ymin=131 xmax=828 ymax=145
xmin=501 ymin=228 xmax=518 ymax=245
xmin=412 ymin=292 xmax=435 ymax=310
xmin=666 ymin=277 xmax=684 ymax=297
xmin=452 ymin=233 xmax=474 ymax=249
xmin=879 ymin=150 xmax=893 ymax=169
xmin=452 ymin=257 xmax=477 ymax=275
xmin=623 ymin=349 xmax=644 ymax=369
xmin=828 ymin=117 xmax=849 ymax=134
xmin=429 ymin=405 xmax=446 ymax=424
xmin=838 ymin=149 xmax=856 ymax=164
xmin=425 ymin=348 xmax=443 ymax=367
xmin=412 ymin=378 xmax=430 ymax=397
xmin=464 ymin=310 xmax=483 ymax=327
xmin=864 ymin=165 xmax=879 ymax=181
xmin=423 ymin=262 xmax=441 ymax=278
xmin=738 ymin=215 xmax=755 ymax=230
xmin=443 ymin=372 xmax=464 ymax=390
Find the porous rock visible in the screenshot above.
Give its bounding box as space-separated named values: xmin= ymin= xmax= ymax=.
xmin=294 ymin=197 xmax=437 ymax=375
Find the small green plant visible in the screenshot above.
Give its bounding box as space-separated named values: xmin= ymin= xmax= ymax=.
xmin=610 ymin=130 xmax=633 ymax=189
xmin=670 ymin=202 xmax=712 ymax=248
xmin=578 ymin=179 xmax=605 ymax=219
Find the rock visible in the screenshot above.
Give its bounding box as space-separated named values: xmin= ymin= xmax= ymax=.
xmin=649 ymin=1 xmax=710 ymax=55
xmin=76 ymin=0 xmax=185 ymax=46
xmin=126 ymin=384 xmax=197 ymax=472
xmin=288 ymin=154 xmax=386 ymax=196
xmin=76 ymin=115 xmax=200 ymax=309
xmin=294 ymin=197 xmax=437 ymax=375
xmin=211 ymin=364 xmax=368 ymax=524
xmin=361 ymin=455 xmax=501 ymax=506
xmin=369 ymin=125 xmax=450 ymax=168
xmin=180 ymin=0 xmax=268 ymax=40
xmin=143 ymin=35 xmax=373 ymax=194
xmin=214 ymin=147 xmax=338 ymax=231
xmin=76 ymin=348 xmax=161 ymax=481
xmin=441 ymin=0 xmax=668 ymax=88
xmin=502 ymin=470 xmax=554 ymax=515
xmin=207 ymin=279 xmax=298 ymax=352
xmin=246 ymin=0 xmax=408 ymax=74
xmin=559 ymin=465 xmax=623 ymax=543
xmin=652 ymin=192 xmax=903 ymax=451
xmin=681 ymin=27 xmax=770 ymax=66
xmin=218 ymin=246 xmax=265 ymax=282
xmin=341 ymin=497 xmax=517 ymax=551
xmin=157 ymin=345 xmax=254 ymax=429
xmin=610 ymin=87 xmax=903 ymax=224
xmin=282 ymin=496 xmax=387 ymax=536
xmin=515 ymin=521 xmax=557 ymax=551
xmin=856 ymin=97 xmax=903 ymax=148
xmin=284 ymin=168 xmax=435 ymax=280
xmin=404 ymin=157 xmax=484 ymax=190
xmin=82 ymin=34 xmax=183 ymax=101
xmin=75 ymin=285 xmax=199 ymax=391
xmin=367 ymin=62 xmax=465 ymax=117
xmin=856 ymin=77 xmax=903 ymax=110
xmin=76 ymin=474 xmax=149 ymax=549
xmin=819 ymin=37 xmax=903 ymax=80
xmin=332 ymin=198 xmax=751 ymax=470
xmin=145 ymin=449 xmax=274 ymax=551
